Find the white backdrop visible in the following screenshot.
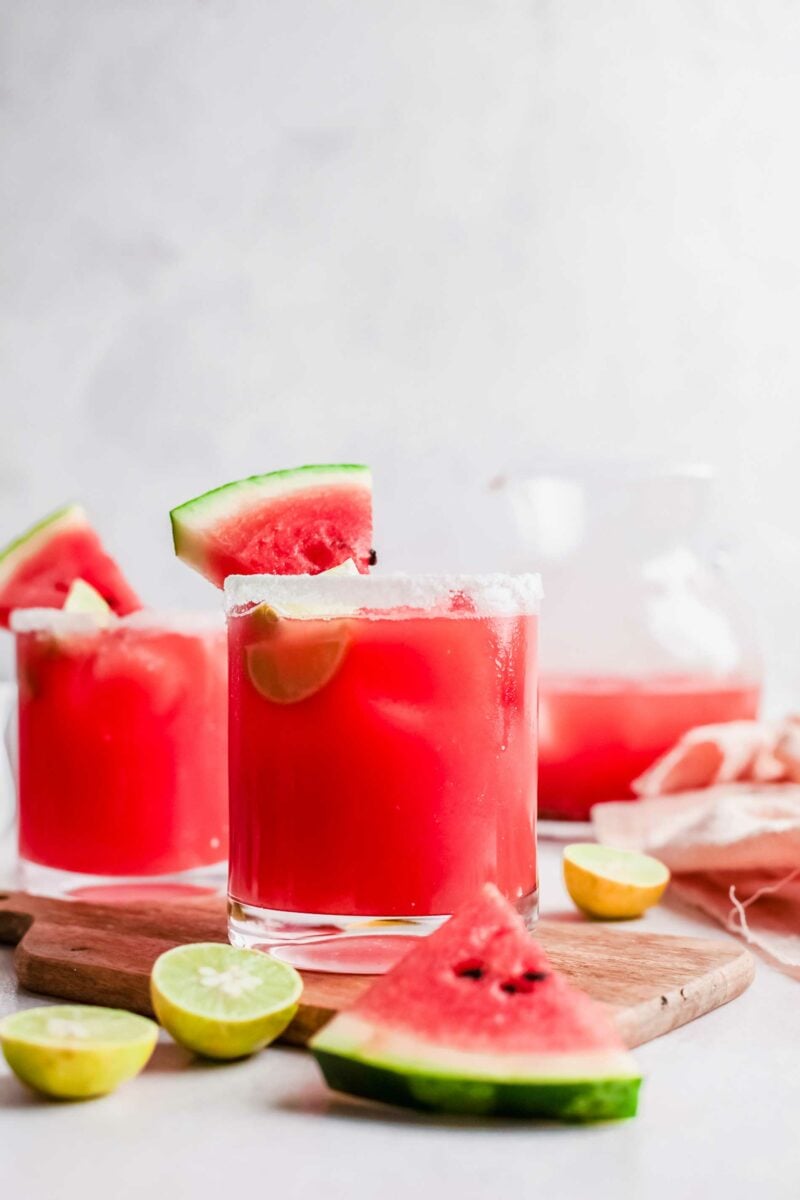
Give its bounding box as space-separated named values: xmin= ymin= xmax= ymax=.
xmin=2 ymin=1 xmax=800 ymax=695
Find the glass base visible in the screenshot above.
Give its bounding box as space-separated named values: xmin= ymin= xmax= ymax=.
xmin=20 ymin=858 xmax=228 ymax=902
xmin=228 ymin=886 xmax=539 ymax=974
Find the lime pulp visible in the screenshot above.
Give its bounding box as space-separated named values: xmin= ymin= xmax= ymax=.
xmin=0 ymin=1004 xmax=158 ymax=1099
xmin=150 ymin=943 xmax=303 ymax=1059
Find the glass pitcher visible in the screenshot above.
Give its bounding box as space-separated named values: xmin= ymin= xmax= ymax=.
xmin=499 ymin=463 xmax=762 ymax=820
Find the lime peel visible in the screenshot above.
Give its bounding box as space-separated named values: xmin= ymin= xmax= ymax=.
xmin=0 ymin=1004 xmax=158 ymax=1099
xmin=563 ymin=843 xmax=670 ymax=920
xmin=150 ymin=943 xmax=303 ymax=1059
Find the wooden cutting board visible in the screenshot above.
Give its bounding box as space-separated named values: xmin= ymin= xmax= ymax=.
xmin=0 ymin=890 xmax=754 ymax=1048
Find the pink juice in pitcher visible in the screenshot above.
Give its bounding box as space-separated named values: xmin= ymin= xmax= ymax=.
xmin=499 ymin=464 xmax=762 ymax=821
xmin=538 ymin=673 xmax=760 ymax=820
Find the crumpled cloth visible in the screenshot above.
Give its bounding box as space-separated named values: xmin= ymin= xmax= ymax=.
xmin=592 ymin=719 xmax=800 ymax=976
xmin=631 ymin=717 xmax=800 ymax=796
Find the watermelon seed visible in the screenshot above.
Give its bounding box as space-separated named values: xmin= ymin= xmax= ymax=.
xmin=453 ymin=960 xmax=485 ymax=981
xmin=500 ymin=971 xmax=550 ymax=995
xmin=368 ymin=549 xmax=378 ymax=565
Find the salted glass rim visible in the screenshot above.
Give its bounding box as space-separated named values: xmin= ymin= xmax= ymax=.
xmin=9 ymin=608 xmax=225 ymax=635
xmin=224 ymin=572 xmax=542 ymax=618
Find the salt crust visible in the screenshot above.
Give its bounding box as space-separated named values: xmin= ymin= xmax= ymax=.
xmin=224 ymin=572 xmax=542 ymax=619
xmin=10 ymin=608 xmax=224 ymax=635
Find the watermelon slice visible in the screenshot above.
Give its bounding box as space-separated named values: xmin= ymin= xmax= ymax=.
xmin=170 ymin=465 xmax=373 ymax=587
xmin=310 ymin=885 xmax=641 ymax=1122
xmin=0 ymin=505 xmax=141 ymax=629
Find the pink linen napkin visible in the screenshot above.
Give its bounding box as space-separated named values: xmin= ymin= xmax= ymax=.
xmin=591 ymin=719 xmax=800 ymax=976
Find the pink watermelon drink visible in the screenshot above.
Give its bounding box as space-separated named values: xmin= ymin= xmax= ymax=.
xmin=13 ymin=609 xmax=228 ymax=890
xmin=226 ymin=573 xmax=541 ymax=967
xmin=538 ymin=674 xmax=761 ymax=819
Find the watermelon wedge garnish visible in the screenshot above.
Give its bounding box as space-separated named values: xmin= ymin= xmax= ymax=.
xmin=310 ymin=886 xmax=642 ymax=1122
xmin=0 ymin=505 xmax=141 ymax=629
xmin=170 ymin=464 xmax=373 ymax=587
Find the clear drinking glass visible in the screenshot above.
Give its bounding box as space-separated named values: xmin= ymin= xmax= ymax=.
xmin=500 ymin=463 xmax=761 ymax=820
xmin=225 ymin=572 xmax=541 ymax=973
xmin=12 ymin=609 xmax=228 ymax=897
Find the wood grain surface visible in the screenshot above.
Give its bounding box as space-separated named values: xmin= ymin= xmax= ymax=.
xmin=0 ymin=891 xmax=754 ymax=1048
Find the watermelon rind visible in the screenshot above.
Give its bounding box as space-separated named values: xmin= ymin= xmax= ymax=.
xmin=311 ymin=1014 xmax=641 ymax=1122
xmin=170 ymin=464 xmax=371 ymax=579
xmin=314 ymin=1048 xmax=640 ymax=1121
xmin=0 ymin=504 xmax=85 ymax=585
xmin=0 ymin=503 xmax=140 ymax=625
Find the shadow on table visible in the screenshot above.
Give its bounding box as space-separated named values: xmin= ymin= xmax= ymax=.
xmin=145 ymin=1039 xmax=241 ymax=1073
xmin=145 ymin=1039 xmax=195 ymax=1073
xmin=0 ymin=1073 xmax=43 ymax=1107
xmin=0 ymin=1073 xmax=108 ymax=1108
xmin=145 ymin=1038 xmax=310 ymax=1073
xmin=273 ymin=1088 xmax=618 ymax=1134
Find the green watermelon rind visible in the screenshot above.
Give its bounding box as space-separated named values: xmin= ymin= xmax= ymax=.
xmin=310 ymin=1015 xmax=641 ymax=1122
xmin=170 ymin=464 xmax=371 ymax=532
xmin=170 ymin=464 xmax=371 ymax=573
xmin=312 ymin=1046 xmax=641 ymax=1122
xmin=0 ymin=504 xmax=86 ymax=585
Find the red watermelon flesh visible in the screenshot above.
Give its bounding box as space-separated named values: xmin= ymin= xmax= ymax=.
xmin=170 ymin=464 xmax=373 ymax=588
xmin=310 ymin=885 xmax=641 ymax=1121
xmin=0 ymin=505 xmax=141 ymax=629
xmin=350 ymin=886 xmax=625 ymax=1055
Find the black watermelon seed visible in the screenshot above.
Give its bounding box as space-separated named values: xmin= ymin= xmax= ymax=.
xmin=454 ymin=960 xmax=485 ymax=981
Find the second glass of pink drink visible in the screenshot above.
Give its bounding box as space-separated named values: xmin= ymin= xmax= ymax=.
xmin=226 ymin=573 xmax=541 ymax=972
xmin=13 ymin=609 xmax=228 ymax=897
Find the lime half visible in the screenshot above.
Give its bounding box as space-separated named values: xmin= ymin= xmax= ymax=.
xmin=0 ymin=1005 xmax=158 ymax=1099
xmin=246 ymin=619 xmax=351 ymax=704
xmin=150 ymin=943 xmax=303 ymax=1060
xmin=563 ymin=843 xmax=670 ymax=920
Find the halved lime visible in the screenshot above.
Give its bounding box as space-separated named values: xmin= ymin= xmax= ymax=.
xmin=0 ymin=1005 xmax=158 ymax=1099
xmin=241 ymin=602 xmax=280 ymax=644
xmin=563 ymin=843 xmax=670 ymax=919
xmin=246 ymin=619 xmax=351 ymax=704
xmin=150 ymin=943 xmax=303 ymax=1059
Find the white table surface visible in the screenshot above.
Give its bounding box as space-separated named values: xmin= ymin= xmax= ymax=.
xmin=1 ymin=835 xmax=798 ymax=1200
